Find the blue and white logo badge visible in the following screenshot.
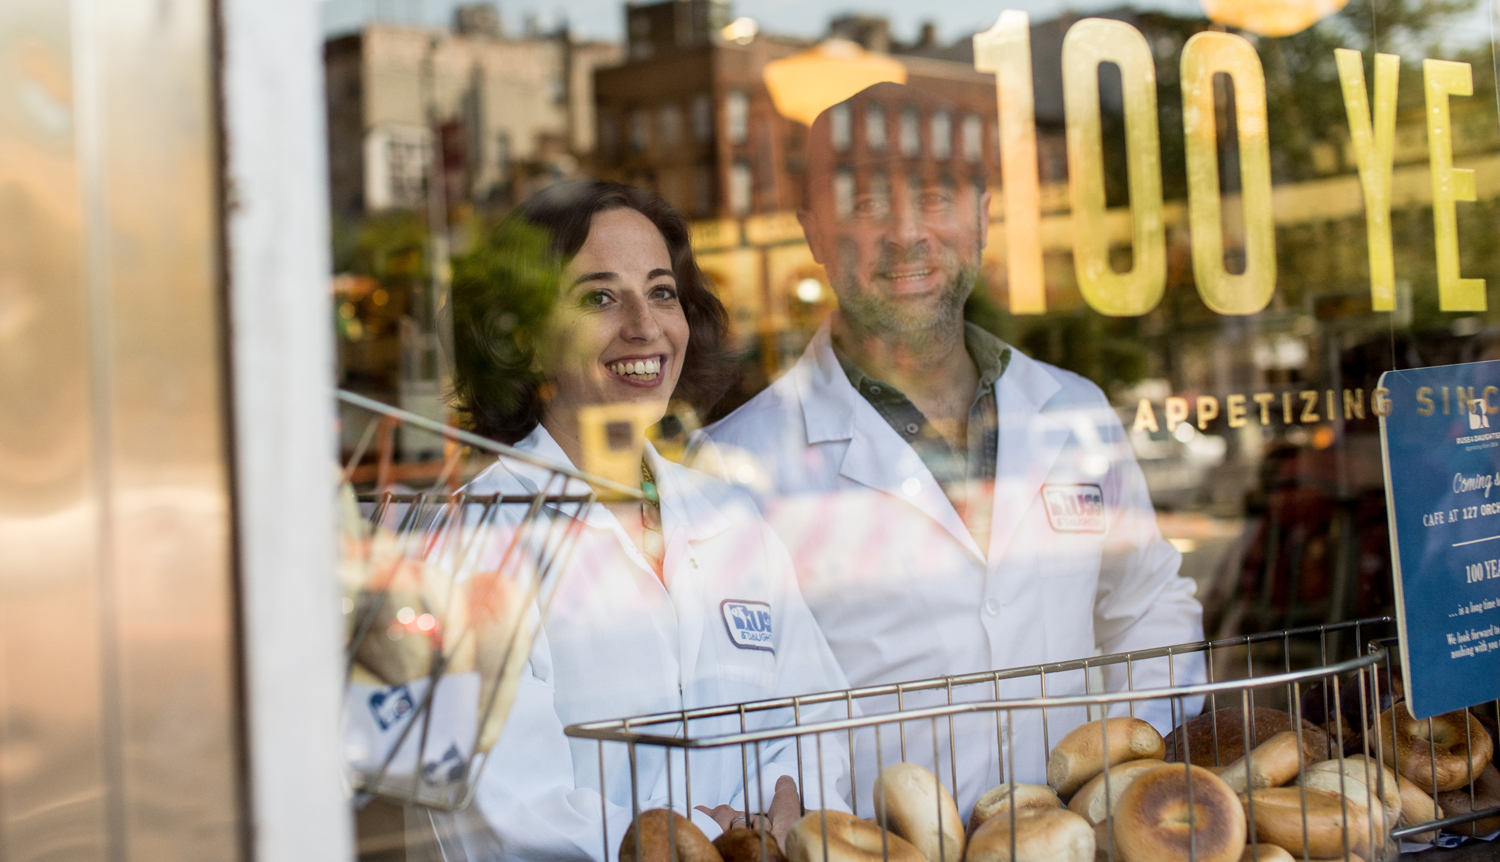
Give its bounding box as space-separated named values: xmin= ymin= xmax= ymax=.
xmin=1042 ymin=484 xmax=1106 ymax=533
xmin=720 ymin=600 xmax=774 ymax=653
xmin=369 ymin=685 xmax=415 ymax=731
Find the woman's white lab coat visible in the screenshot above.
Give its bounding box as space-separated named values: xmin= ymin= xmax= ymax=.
xmin=468 ymin=426 xmax=850 ymax=861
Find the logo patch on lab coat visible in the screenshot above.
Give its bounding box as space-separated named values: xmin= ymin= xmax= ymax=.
xmin=1042 ymin=484 xmax=1105 ymax=533
xmin=720 ymin=600 xmax=774 ymax=653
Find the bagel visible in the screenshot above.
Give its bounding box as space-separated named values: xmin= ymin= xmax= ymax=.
xmin=714 ymin=829 xmax=786 ymax=862
xmin=1113 ymin=764 xmax=1246 ymax=862
xmin=1068 ymin=760 xmax=1167 ymax=825
xmin=1377 ymin=704 xmax=1493 ymax=793
xmin=1434 ymin=761 xmax=1500 ymax=837
xmin=1394 ymin=773 xmax=1444 ymax=843
xmin=1239 ymin=787 xmax=1371 ymax=859
xmin=1216 ymin=732 xmax=1306 ymax=794
xmin=1299 ymin=755 xmax=1401 ymax=834
xmin=968 ymin=783 xmax=1061 ymax=835
xmin=620 ymin=810 xmax=723 ymax=862
xmin=873 ymin=763 xmax=963 ymax=862
xmin=965 ymin=806 xmax=1093 ymax=862
xmin=1167 ymin=708 xmax=1332 ymax=768
xmin=1239 ymin=844 xmax=1295 ymax=861
xmin=784 ymin=811 xmax=922 ymax=862
xmin=1048 ymin=718 xmax=1166 ymax=797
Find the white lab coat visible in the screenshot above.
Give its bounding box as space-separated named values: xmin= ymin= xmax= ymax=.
xmin=468 ymin=426 xmax=851 ymax=861
xmin=699 ymin=322 xmax=1205 ymax=819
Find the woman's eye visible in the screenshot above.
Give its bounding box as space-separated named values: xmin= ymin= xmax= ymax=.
xmin=650 ymin=284 xmax=679 ymax=301
xmin=581 ymin=289 xmax=613 ymax=308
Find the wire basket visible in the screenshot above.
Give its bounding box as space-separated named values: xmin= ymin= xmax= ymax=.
xmin=568 ymin=618 xmax=1500 ymax=862
xmin=337 ymin=390 xmax=644 ymax=810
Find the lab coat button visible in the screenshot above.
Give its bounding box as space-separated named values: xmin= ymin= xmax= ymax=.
xmin=983 ymin=597 xmax=1001 ymax=616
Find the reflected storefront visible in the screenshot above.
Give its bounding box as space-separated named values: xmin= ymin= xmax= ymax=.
xmin=8 ymin=0 xmax=1500 ymax=857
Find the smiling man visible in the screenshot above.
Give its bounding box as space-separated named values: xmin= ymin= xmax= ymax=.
xmin=699 ymin=83 xmax=1204 ymax=818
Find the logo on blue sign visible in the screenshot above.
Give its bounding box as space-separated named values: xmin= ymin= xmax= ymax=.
xmin=369 ymin=685 xmax=415 ymax=731
xmin=720 ymin=600 xmax=774 ymax=653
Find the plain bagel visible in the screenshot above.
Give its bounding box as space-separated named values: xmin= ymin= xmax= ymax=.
xmin=620 ymin=810 xmax=723 ymax=862
xmin=1394 ymin=773 xmax=1444 ymax=843
xmin=965 ymin=806 xmax=1094 ymax=862
xmin=1048 ymin=718 xmax=1167 ymax=797
xmin=1216 ymin=732 xmax=1306 ymax=794
xmin=873 ymin=763 xmax=964 ymax=862
xmin=1239 ymin=786 xmax=1373 ymax=860
xmin=968 ymin=783 xmax=1061 ymax=835
xmin=1068 ymin=760 xmax=1167 ymax=825
xmin=1113 ymin=764 xmax=1246 ymax=862
xmin=1298 ymin=755 xmax=1402 ymax=834
xmin=784 ymin=811 xmax=922 ymax=862
xmin=1377 ymin=704 xmax=1493 ymax=793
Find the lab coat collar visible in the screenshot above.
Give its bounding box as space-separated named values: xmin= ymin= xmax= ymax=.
xmin=795 ymin=320 xmax=984 ymax=560
xmin=500 ymin=423 xmax=731 ymax=542
xmin=792 ymin=319 xmax=1072 ymax=566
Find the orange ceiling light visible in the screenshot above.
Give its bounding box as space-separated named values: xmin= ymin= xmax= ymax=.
xmin=762 ymin=40 xmax=908 ymax=126
xmin=1199 ymin=0 xmax=1349 ymax=36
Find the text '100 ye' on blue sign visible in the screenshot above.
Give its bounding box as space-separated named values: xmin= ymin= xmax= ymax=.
xmin=1381 ymin=361 xmax=1500 ymax=718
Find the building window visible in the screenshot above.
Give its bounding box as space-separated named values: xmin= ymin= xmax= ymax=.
xmin=726 ymin=90 xmax=749 ymax=145
xmin=834 ymin=168 xmax=855 ymax=219
xmin=931 ymin=111 xmax=952 ymax=160
xmin=692 ymin=94 xmax=714 ymax=142
xmin=962 ymin=114 xmax=982 ymax=163
xmin=900 ymin=107 xmax=920 ymax=157
xmin=629 ymin=109 xmax=650 ymax=153
xmin=830 ymin=103 xmax=852 ymax=152
xmin=730 ymin=160 xmax=753 ymax=214
xmin=864 ymin=102 xmax=886 ymax=152
xmin=693 ymin=164 xmax=715 ymax=214
xmin=660 ymin=104 xmax=682 ymax=149
xmin=364 ymin=124 xmax=431 ymax=211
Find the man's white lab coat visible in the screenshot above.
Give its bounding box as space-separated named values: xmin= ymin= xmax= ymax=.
xmin=700 ymin=322 xmax=1205 ymax=818
xmin=469 ymin=426 xmax=850 ymax=861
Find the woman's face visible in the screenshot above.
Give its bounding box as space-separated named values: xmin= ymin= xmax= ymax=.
xmin=539 ymin=207 xmax=689 ymax=433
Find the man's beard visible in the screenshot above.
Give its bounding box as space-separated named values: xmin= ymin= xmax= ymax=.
xmin=834 ymin=244 xmax=978 ymax=348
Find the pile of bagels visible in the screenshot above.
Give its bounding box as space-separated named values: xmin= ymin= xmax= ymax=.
xmin=619 ymin=700 xmax=1500 ymax=862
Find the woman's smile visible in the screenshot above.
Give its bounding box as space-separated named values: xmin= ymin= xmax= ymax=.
xmin=605 ymin=354 xmax=667 ymax=386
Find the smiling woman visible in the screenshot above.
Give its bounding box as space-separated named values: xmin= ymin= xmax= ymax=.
xmin=452 ymin=180 xmax=732 ymax=447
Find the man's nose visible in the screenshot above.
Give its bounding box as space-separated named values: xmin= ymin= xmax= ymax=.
xmin=887 ymin=191 xmax=925 ymax=247
xmin=618 ymin=292 xmax=663 ymax=342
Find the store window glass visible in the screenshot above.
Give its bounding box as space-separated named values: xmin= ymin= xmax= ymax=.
xmin=322 ymin=0 xmax=1500 ymax=856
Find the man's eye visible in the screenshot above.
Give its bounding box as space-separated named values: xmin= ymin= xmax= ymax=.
xmin=853 ymin=197 xmax=889 ymax=218
xmin=920 ymin=192 xmax=952 ymax=210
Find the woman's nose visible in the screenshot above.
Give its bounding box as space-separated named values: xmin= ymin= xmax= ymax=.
xmin=618 ymin=292 xmax=663 ymax=342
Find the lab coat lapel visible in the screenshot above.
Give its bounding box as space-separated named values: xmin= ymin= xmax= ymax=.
xmin=987 ymin=350 xmax=1069 ymax=564
xmin=796 ymin=322 xmax=986 ymax=563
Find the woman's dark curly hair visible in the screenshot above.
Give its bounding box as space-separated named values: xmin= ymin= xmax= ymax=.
xmin=452 ymin=181 xmax=732 ymax=444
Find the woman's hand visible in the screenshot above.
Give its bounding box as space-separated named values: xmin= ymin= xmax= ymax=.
xmin=695 ymin=776 xmax=802 ymax=847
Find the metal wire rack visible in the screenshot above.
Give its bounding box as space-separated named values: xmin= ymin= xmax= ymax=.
xmin=337 ymin=390 xmax=645 ymax=810
xmin=568 ymin=618 xmax=1500 ymax=862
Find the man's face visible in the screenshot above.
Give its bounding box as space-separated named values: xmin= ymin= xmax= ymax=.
xmin=801 ymin=165 xmax=990 ymax=339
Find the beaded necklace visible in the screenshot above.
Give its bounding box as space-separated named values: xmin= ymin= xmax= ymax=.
xmin=640 ymin=459 xmax=665 ymax=570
